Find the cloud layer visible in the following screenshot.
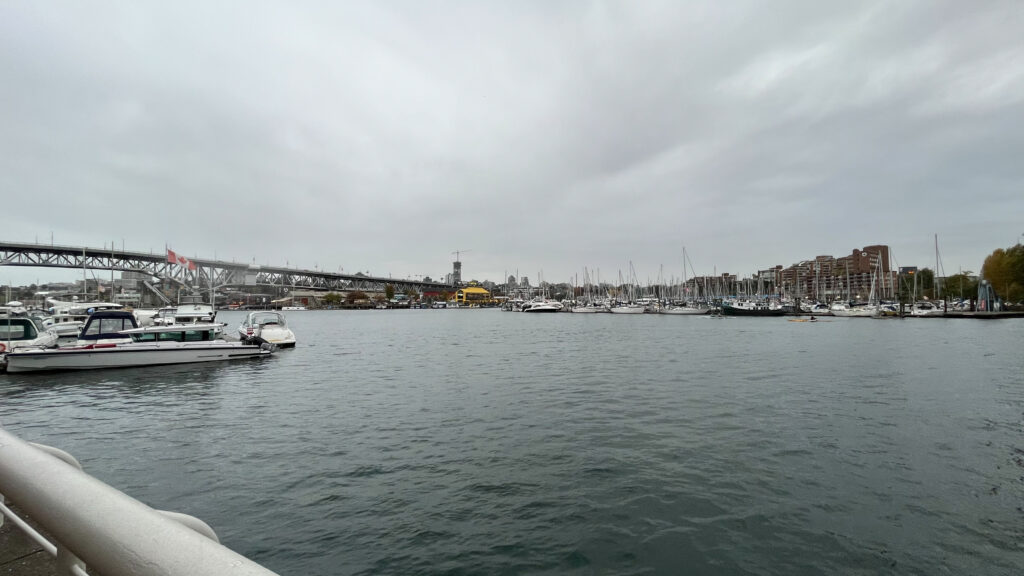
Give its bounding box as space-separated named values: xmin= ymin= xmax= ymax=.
xmin=2 ymin=1 xmax=1022 ymax=285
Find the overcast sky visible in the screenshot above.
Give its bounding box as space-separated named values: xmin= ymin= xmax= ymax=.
xmin=2 ymin=1 xmax=1023 ymax=287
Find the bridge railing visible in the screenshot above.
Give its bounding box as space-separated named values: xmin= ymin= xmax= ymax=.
xmin=0 ymin=426 xmax=280 ymax=576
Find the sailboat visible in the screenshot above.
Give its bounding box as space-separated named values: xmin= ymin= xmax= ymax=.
xmin=660 ymin=247 xmax=709 ymax=315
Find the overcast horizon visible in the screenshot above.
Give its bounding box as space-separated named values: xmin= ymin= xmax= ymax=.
xmin=3 ymin=1 xmax=1023 ymax=288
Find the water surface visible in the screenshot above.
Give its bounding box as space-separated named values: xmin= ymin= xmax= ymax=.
xmin=2 ymin=311 xmax=1023 ymax=575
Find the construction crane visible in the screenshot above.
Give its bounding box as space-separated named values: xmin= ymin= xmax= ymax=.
xmin=451 ymin=249 xmax=471 ymax=262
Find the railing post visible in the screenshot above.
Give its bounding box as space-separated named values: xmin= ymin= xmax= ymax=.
xmin=0 ymin=426 xmax=282 ymax=576
xmin=55 ymin=544 xmax=86 ymax=576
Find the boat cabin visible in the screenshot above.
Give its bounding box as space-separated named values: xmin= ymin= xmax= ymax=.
xmin=0 ymin=317 xmax=43 ymax=342
xmin=172 ymin=294 xmax=216 ymax=323
xmin=79 ymin=310 xmax=139 ymax=342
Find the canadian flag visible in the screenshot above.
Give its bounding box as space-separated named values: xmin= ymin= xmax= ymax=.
xmin=167 ymin=248 xmax=197 ymax=271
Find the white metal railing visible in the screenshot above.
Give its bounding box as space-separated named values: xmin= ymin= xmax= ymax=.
xmin=0 ymin=426 xmax=281 ymax=576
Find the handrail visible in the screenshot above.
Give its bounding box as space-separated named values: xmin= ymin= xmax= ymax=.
xmin=0 ymin=426 xmax=281 ymax=576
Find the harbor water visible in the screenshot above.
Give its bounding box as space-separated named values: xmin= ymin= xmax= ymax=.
xmin=2 ymin=311 xmax=1023 ymax=575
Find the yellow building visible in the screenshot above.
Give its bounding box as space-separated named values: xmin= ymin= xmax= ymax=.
xmin=454 ymin=286 xmax=493 ymax=306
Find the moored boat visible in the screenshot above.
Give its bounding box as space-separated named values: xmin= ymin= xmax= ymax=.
xmin=521 ymin=299 xmax=563 ymax=312
xmin=0 ymin=311 xmax=59 ymax=356
xmin=4 ymin=324 xmax=273 ymax=373
xmin=608 ymin=303 xmax=645 ymax=314
xmin=720 ymin=299 xmax=786 ymax=316
xmin=237 ymin=311 xmax=296 ymax=348
xmin=910 ymin=301 xmax=943 ymax=316
xmin=659 ymin=304 xmax=708 ymax=315
xmin=154 ymin=294 xmax=216 ymax=325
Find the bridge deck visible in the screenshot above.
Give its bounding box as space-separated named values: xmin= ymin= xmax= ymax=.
xmin=0 ymin=241 xmax=452 ymax=293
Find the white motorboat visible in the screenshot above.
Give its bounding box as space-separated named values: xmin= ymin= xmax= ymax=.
xmin=133 ymin=306 xmax=174 ymax=327
xmin=146 ymin=306 xmax=177 ymax=326
xmin=281 ymin=305 xmax=307 ymax=311
xmin=46 ymin=299 xmax=122 ymax=338
xmin=153 ymin=295 xmax=216 ymax=325
xmin=659 ymin=305 xmax=707 ymax=315
xmin=521 ymin=299 xmax=563 ymax=313
xmin=830 ymin=303 xmax=878 ymax=317
xmin=0 ymin=312 xmax=59 ymax=356
xmin=4 ymin=324 xmax=273 ymax=373
xmin=238 ymin=311 xmax=296 ymax=348
xmin=910 ymin=301 xmax=943 ymax=316
xmin=152 ymin=295 xmax=223 ymax=335
xmin=609 ymin=303 xmax=646 ymax=314
xmin=800 ymin=302 xmax=832 ymax=315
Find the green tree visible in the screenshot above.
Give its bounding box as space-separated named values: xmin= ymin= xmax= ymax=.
xmin=981 ymin=244 xmax=1024 ymax=302
xmin=322 ymin=292 xmax=342 ymax=306
xmin=385 ymin=284 xmax=395 ymax=300
xmin=939 ymin=272 xmax=978 ymax=302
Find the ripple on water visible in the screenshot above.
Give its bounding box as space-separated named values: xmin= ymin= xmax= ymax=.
xmin=2 ymin=312 xmax=1024 ymax=575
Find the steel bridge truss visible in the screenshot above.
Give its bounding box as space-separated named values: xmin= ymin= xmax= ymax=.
xmin=0 ymin=242 xmax=452 ymax=294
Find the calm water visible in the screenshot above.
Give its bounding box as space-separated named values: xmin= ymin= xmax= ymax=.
xmin=2 ymin=311 xmax=1023 ymax=575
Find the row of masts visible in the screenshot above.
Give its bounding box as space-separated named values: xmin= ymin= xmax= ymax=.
xmin=509 ymin=245 xmax=927 ymax=304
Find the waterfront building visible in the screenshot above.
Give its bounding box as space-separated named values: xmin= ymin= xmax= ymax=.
xmin=454 ymin=285 xmax=493 ymax=306
xmin=778 ymin=245 xmax=896 ymax=301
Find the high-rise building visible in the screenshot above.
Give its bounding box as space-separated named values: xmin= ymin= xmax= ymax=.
xmin=452 ymin=260 xmax=462 ymax=286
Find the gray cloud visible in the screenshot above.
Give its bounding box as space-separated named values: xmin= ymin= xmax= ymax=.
xmin=2 ymin=0 xmax=1022 ymax=286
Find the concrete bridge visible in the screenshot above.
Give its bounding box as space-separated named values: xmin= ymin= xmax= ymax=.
xmin=0 ymin=241 xmax=452 ymax=294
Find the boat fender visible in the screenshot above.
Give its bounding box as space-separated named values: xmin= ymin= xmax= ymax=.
xmin=0 ymin=343 xmax=5 ymax=352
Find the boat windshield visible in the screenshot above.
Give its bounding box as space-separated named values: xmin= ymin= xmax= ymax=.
xmin=251 ymin=313 xmax=286 ymax=327
xmin=82 ymin=317 xmax=135 ymax=336
xmin=0 ymin=319 xmax=37 ymax=340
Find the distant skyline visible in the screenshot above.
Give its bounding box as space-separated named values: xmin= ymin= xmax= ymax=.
xmin=0 ymin=236 xmax=1005 ymax=289
xmin=2 ymin=1 xmax=1023 ymax=288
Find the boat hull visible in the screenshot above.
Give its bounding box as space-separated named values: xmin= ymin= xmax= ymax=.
xmin=831 ymin=307 xmax=877 ymax=317
xmin=659 ymin=307 xmax=707 ymax=315
xmin=5 ymin=344 xmax=270 ymax=373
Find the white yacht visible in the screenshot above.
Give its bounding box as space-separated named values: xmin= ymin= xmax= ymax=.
xmin=659 ymin=304 xmax=707 ymax=315
xmin=154 ymin=294 xmax=216 ymax=325
xmin=609 ymin=303 xmax=646 ymax=314
xmin=910 ymin=301 xmax=943 ymax=316
xmin=521 ymin=299 xmax=563 ymax=313
xmin=238 ymin=311 xmax=296 ymax=348
xmin=4 ymin=324 xmax=273 ymax=373
xmin=830 ymin=302 xmax=878 ymax=317
xmin=47 ymin=299 xmax=123 ymax=338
